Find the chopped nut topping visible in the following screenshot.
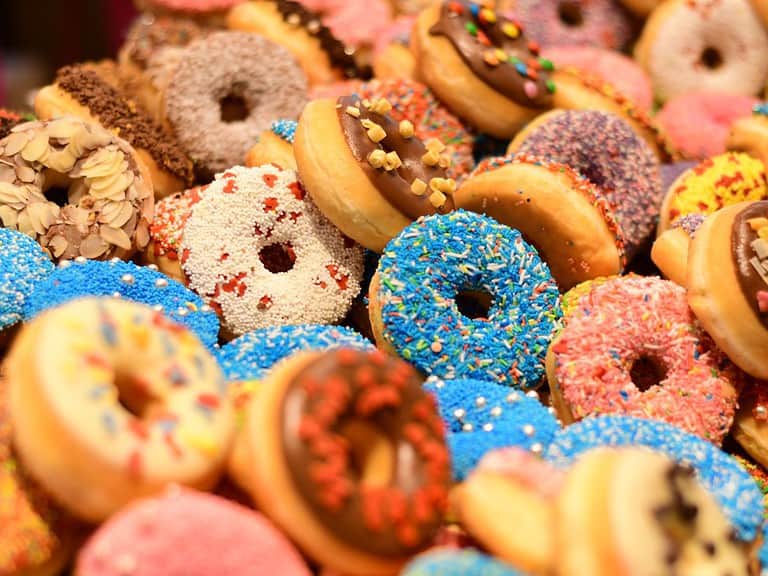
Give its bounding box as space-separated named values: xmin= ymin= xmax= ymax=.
xmin=422 ymin=149 xmax=440 ymax=166
xmin=429 ymin=190 xmax=447 ymax=208
xmin=411 ymin=179 xmax=427 ymax=196
xmin=368 ymin=149 xmax=386 ymax=168
xmin=345 ymin=106 xmax=361 ymax=118
xmin=399 ymin=120 xmax=415 ymax=139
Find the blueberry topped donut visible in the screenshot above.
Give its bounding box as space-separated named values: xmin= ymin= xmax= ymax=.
xmin=0 ymin=117 xmax=154 ymax=261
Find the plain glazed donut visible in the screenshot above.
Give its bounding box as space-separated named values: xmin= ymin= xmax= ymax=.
xmin=0 ymin=117 xmax=154 ymax=261
xmin=163 ymin=31 xmax=308 ymax=177
xmin=547 ymin=276 xmax=739 ymax=444
xmin=634 ymin=0 xmax=768 ymax=102
xmin=411 ymin=0 xmax=556 ymax=138
xmin=651 ymin=213 xmax=706 ymax=287
xmin=728 ymin=102 xmax=768 ymax=170
xmin=455 ymin=154 xmax=626 ymax=290
xmin=245 ymin=348 xmax=452 ymax=576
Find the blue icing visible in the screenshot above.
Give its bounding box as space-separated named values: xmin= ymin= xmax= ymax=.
xmin=761 ymin=524 xmax=768 ymax=575
xmin=376 ymin=210 xmax=561 ymax=389
xmin=216 ymin=324 xmax=373 ymax=382
xmin=0 ymin=228 xmax=54 ymax=329
xmin=402 ymin=550 xmax=527 ymax=576
xmin=24 ymin=259 xmax=219 ymax=348
xmin=425 ymin=378 xmax=560 ymax=480
xmin=271 ymin=119 xmax=297 ymax=144
xmin=545 ymin=415 xmax=764 ymax=541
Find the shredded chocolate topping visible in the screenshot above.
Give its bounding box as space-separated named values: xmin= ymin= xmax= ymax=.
xmin=732 ymin=201 xmax=768 ymax=328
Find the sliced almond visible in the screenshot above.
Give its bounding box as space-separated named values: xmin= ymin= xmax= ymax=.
xmin=99 ymin=225 xmax=132 ymax=250
xmin=16 ymin=208 xmax=34 ymax=236
xmin=0 ymin=205 xmax=18 ymax=228
xmin=134 ymin=219 xmax=150 ymax=249
xmin=15 ymin=164 xmax=37 ymax=183
xmin=80 ymin=234 xmax=109 ymax=258
xmin=47 ymin=118 xmax=81 ymax=139
xmin=48 ymin=234 xmax=69 ymax=258
xmin=46 ymin=149 xmax=77 ymax=173
xmin=21 ymin=133 xmax=50 ymax=163
xmin=104 ymin=200 xmax=134 ymax=228
xmin=2 ymin=131 xmax=32 ymax=157
xmin=0 ymin=182 xmax=29 ymax=205
xmin=27 ymin=202 xmax=59 ymax=235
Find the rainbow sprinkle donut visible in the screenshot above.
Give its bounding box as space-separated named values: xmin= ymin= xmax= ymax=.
xmin=370 ymin=210 xmax=561 ymax=389
xmin=547 ymin=276 xmax=738 ymax=444
xmin=544 ymin=415 xmax=764 ymax=542
xmin=402 ymin=549 xmax=527 ymax=576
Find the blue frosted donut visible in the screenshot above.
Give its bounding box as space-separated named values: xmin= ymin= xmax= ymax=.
xmin=545 ymin=415 xmax=764 ymax=541
xmin=402 ymin=549 xmax=527 ymax=576
xmin=424 ymin=377 xmax=560 ymax=481
xmin=0 ymin=228 xmax=54 ymax=330
xmin=371 ymin=210 xmax=561 ymax=389
xmin=24 ymin=258 xmax=220 ymax=348
xmin=215 ymin=323 xmax=374 ymax=382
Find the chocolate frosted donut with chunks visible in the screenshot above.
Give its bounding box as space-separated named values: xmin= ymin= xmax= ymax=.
xmin=0 ymin=117 xmax=153 ymax=261
xmin=412 ymin=0 xmax=556 ymax=137
xmin=295 ymin=95 xmax=457 ymax=252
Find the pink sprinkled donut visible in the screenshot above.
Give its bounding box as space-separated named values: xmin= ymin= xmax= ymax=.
xmin=541 ymin=46 xmax=653 ymax=112
xmin=297 ymin=0 xmax=394 ymax=48
xmin=656 ymin=92 xmax=759 ymax=160
xmin=547 ymin=276 xmax=739 ymax=444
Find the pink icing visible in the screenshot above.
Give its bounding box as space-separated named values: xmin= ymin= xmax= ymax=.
xmin=297 ymin=0 xmax=393 ymax=47
xmin=476 ymin=447 xmax=564 ymax=498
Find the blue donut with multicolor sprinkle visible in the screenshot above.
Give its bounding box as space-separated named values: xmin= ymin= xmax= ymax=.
xmin=402 ymin=549 xmax=527 ymax=576
xmin=425 ymin=377 xmax=560 ymax=480
xmin=545 ymin=415 xmax=764 ymax=542
xmin=370 ymin=210 xmax=561 ymax=389
xmin=24 ymin=258 xmax=219 ymax=349
xmin=0 ymin=228 xmax=54 ymax=330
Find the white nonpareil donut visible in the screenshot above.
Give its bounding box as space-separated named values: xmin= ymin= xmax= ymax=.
xmin=180 ymin=165 xmax=364 ymax=338
xmin=635 ymin=0 xmax=768 ymax=102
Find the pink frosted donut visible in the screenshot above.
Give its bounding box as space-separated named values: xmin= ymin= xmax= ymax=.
xmin=656 ymin=92 xmax=760 ymax=160
xmin=297 ymin=0 xmax=393 ymax=48
xmin=76 ymin=487 xmax=311 ymax=576
xmin=541 ymin=46 xmax=653 ymax=112
xmin=547 ymin=276 xmax=739 ymax=444
xmin=374 ymin=15 xmax=416 ymax=56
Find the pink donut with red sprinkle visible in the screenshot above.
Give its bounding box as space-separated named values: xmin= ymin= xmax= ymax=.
xmin=547 ymin=276 xmax=739 ymax=444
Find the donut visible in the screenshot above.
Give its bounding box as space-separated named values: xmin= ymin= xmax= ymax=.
xmin=658 ymin=152 xmax=768 ymax=234
xmin=728 ymin=102 xmax=768 ymax=170
xmin=369 ymin=210 xmax=562 ymax=388
xmin=732 ymin=379 xmax=768 ymax=470
xmin=423 ymin=378 xmax=560 ymax=480
xmin=411 ymin=0 xmax=557 ymax=138
xmin=541 ymin=46 xmax=653 ymax=112
xmin=508 ymin=109 xmax=662 ymax=260
xmin=556 ymin=447 xmax=751 ymax=576
xmin=455 ymin=154 xmax=626 ymax=290
xmin=544 ymin=415 xmax=765 ymax=542
xmin=244 ymin=348 xmax=452 ymax=575
xmin=177 ymin=165 xmax=364 ymax=338
xmin=502 ymin=0 xmax=634 ymax=50
xmin=660 ymin=160 xmax=698 ymax=192
xmin=651 ymin=213 xmax=706 ymax=287
xmin=547 ymin=276 xmax=739 ymax=443
xmin=246 ymin=119 xmax=298 ymax=171
xmin=373 ymin=16 xmax=418 ymax=80
xmin=6 ymin=297 xmax=234 ymax=522
xmin=401 ymin=549 xmax=526 ymax=576
xmin=24 ymin=258 xmax=220 ymax=349
xmin=656 ymin=92 xmax=760 ymax=160
xmin=0 ymin=228 xmax=54 ymax=333
xmin=0 ymin=117 xmax=154 ymax=261
xmin=163 ymin=31 xmax=308 ymax=177
xmin=34 ymin=64 xmax=194 ymax=199
xmin=293 ymin=0 xmax=394 ymax=49
xmin=634 ymin=0 xmax=768 ymax=103
xmin=294 ymin=95 xmax=458 ymax=252
xmin=226 ymin=1 xmax=373 ymax=86
xmin=688 ymin=201 xmax=768 ymax=379
xmin=75 ymin=487 xmax=312 ymax=576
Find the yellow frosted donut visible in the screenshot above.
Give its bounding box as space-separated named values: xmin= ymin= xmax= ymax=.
xmin=5 ymin=298 xmax=234 ymax=523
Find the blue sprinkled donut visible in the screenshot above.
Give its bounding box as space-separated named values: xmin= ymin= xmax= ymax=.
xmin=24 ymin=258 xmax=220 ymax=349
xmin=0 ymin=228 xmax=54 ymax=330
xmin=424 ymin=378 xmax=560 ymax=480
xmin=370 ymin=210 xmax=561 ymax=389
xmin=270 ymin=119 xmax=297 ymax=144
xmin=215 ymin=323 xmax=374 ymax=382
xmin=545 ymin=415 xmax=764 ymax=541
xmin=402 ymin=549 xmax=527 ymax=576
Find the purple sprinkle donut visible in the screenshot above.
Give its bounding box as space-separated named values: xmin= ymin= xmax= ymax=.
xmin=502 ymin=0 xmax=634 ymax=50
xmin=515 ymin=109 xmax=661 ymax=260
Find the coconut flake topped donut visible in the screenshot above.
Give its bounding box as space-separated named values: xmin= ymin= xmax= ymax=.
xmin=179 ymin=165 xmax=364 ymax=338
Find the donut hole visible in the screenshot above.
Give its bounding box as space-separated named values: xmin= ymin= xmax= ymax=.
xmin=219 ymin=93 xmax=249 ymax=124
xmin=699 ymin=47 xmax=724 ymax=70
xmin=558 ymin=1 xmax=584 ymax=27
xmin=45 ymin=185 xmax=70 ymax=207
xmin=115 ymin=371 xmax=161 ymax=420
xmin=341 ymin=421 xmax=395 ymax=487
xmin=259 ymin=242 xmax=296 ymax=273
xmin=629 ymin=354 xmax=668 ymax=392
xmin=41 ymin=171 xmax=80 ymax=207
xmin=455 ymin=289 xmax=493 ymax=320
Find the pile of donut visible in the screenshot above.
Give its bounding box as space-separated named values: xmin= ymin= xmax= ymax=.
xmin=3 ymin=0 xmax=768 ymax=574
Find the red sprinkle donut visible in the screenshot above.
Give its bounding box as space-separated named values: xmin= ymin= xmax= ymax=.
xmin=547 ymin=276 xmax=739 ymax=444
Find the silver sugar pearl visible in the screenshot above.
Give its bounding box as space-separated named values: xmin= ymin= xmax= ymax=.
xmin=490 ymin=406 xmax=502 ymax=417
xmin=526 ymin=390 xmax=539 ymax=400
xmin=112 ymin=292 xmax=121 ymax=299
xmin=506 ymin=392 xmax=520 ymax=403
xmin=177 ymin=308 xmax=189 ymax=317
xmin=155 ymin=278 xmax=169 ymax=288
xmin=482 ymin=423 xmax=494 ymax=432
xmin=75 ymin=256 xmax=86 ymax=263
xmin=152 ymin=304 xmax=164 ymax=312
xmin=110 ymin=257 xmax=121 ymax=263
xmin=453 ymin=408 xmax=466 ymax=420
xmin=530 ymin=442 xmax=544 ymax=454
xmin=475 ymin=396 xmax=487 ymax=408
xmin=523 ymin=424 xmax=536 ymax=437
xmin=462 ymin=423 xmax=474 ymax=432
xmin=147 ymin=264 xmax=159 ymax=271
xmin=58 ymin=260 xmax=71 ymax=269
xmin=201 ymin=305 xmax=212 ymax=313
xmin=120 ymin=273 xmax=135 ymax=285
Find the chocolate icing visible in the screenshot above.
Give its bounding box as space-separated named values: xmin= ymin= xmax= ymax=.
xmin=732 ymin=201 xmax=768 ymax=328
xmin=429 ymin=0 xmax=554 ymax=109
xmin=280 ymin=350 xmax=450 ymax=557
xmin=336 ymin=95 xmax=455 ymax=219
xmin=275 ymin=0 xmax=372 ymax=80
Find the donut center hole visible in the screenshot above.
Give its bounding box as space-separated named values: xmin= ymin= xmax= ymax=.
xmin=558 ymin=1 xmax=584 ymax=27
xmin=630 ymin=354 xmax=668 ymax=392
xmin=45 ymin=185 xmax=70 ymax=207
xmin=341 ymin=421 xmax=394 ymax=487
xmin=699 ymin=47 xmax=723 ymax=70
xmin=259 ymin=242 xmax=296 ymax=273
xmin=115 ymin=371 xmax=161 ymax=420
xmin=219 ymin=94 xmax=249 ymax=123
xmin=455 ymin=289 xmax=493 ymax=320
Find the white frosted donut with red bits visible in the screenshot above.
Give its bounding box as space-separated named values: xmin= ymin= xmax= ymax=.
xmin=180 ymin=165 xmax=364 ymax=338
